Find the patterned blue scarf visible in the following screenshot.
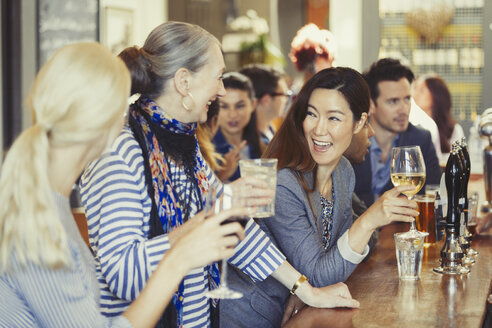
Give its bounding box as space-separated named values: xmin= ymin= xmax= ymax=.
xmin=129 ymin=97 xmax=220 ymax=327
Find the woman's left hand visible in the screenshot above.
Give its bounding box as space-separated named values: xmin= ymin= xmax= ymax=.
xmin=296 ymin=281 xmax=360 ymax=309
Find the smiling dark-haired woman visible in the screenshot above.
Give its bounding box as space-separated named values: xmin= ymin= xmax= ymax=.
xmin=221 ymin=67 xmax=418 ymax=327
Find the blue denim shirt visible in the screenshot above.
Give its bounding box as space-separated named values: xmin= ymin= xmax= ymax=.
xmin=260 ymin=125 xmax=275 ymax=145
xmin=369 ymin=135 xmax=399 ymax=200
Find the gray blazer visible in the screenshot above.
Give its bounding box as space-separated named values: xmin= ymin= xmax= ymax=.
xmin=221 ymin=157 xmax=360 ymax=327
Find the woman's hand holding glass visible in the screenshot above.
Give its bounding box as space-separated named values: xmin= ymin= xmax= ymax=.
xmin=202 ymin=173 xmax=274 ymax=299
xmin=360 ymin=186 xmax=419 ymax=231
xmin=390 ymin=146 xmax=426 ymax=233
xmin=228 ymin=176 xmax=275 ymax=209
xmin=170 ymin=208 xmax=249 ymax=272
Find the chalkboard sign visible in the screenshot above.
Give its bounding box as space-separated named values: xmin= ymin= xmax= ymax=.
xmin=37 ymin=0 xmax=99 ymax=68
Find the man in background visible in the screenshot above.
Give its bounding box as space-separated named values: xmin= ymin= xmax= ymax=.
xmin=240 ymin=64 xmax=290 ymax=144
xmin=353 ymin=58 xmax=442 ymax=207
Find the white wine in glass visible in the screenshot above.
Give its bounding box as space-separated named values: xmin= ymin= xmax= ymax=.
xmin=390 ymin=146 xmax=426 ymax=232
xmin=390 ymin=173 xmax=426 ymax=199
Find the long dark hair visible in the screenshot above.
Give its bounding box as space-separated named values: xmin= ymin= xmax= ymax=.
xmin=221 ymin=72 xmax=264 ymax=158
xmin=264 ymin=67 xmax=370 ymax=193
xmin=423 ymin=75 xmax=455 ymax=153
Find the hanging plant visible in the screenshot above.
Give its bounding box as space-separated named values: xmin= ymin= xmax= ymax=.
xmin=406 ymin=4 xmax=454 ymax=44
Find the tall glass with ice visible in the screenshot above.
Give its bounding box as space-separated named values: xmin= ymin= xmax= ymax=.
xmin=239 ymin=159 xmax=277 ymax=218
xmin=394 ymin=231 xmax=427 ymax=280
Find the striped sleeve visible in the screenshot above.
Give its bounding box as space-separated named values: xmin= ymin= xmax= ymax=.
xmin=80 ymin=130 xmax=170 ymax=302
xmin=229 ymin=220 xmax=285 ymax=282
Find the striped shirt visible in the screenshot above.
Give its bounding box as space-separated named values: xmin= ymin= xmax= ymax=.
xmin=0 ymin=192 xmax=132 ymax=328
xmin=80 ymin=128 xmax=285 ymax=327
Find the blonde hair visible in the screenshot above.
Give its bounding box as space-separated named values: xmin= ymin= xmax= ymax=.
xmin=0 ymin=42 xmax=130 ymax=271
xmin=196 ymin=123 xmax=223 ymax=172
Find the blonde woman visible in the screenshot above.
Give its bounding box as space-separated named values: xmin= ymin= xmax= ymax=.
xmin=0 ymin=42 xmax=247 ymax=327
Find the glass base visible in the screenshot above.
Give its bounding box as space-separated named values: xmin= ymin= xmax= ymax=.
xmin=205 ymin=287 xmax=243 ymax=300
xmin=462 ymin=256 xmax=476 ymax=266
xmin=467 ymin=248 xmax=479 ymax=257
xmin=433 ymin=265 xmax=470 ymax=275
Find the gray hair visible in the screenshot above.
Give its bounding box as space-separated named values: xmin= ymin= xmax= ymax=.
xmin=119 ymin=21 xmax=221 ymax=98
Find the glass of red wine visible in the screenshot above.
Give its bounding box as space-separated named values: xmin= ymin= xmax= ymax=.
xmin=205 ymin=185 xmax=248 ymax=299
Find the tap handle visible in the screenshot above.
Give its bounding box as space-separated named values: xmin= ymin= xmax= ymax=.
xmin=435 ymin=191 xmax=446 ymax=241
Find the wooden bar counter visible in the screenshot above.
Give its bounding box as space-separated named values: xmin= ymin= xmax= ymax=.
xmin=285 ymin=222 xmax=492 ymax=328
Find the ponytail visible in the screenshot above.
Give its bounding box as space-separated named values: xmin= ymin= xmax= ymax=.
xmin=0 ymin=42 xmax=130 ymax=272
xmin=0 ymin=125 xmax=68 ymax=271
xmin=119 ymin=46 xmax=153 ymax=96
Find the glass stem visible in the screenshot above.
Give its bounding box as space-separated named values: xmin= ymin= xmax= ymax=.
xmin=409 ymin=196 xmax=417 ymax=231
xmin=410 ymin=220 xmax=417 ymax=231
xmin=220 ymin=259 xmax=229 ymax=288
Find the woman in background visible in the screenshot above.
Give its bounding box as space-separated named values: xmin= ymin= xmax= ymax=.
xmin=213 ymin=72 xmax=264 ymax=182
xmin=413 ymin=73 xmax=465 ymax=163
xmin=0 ymin=42 xmax=246 ymax=328
xmin=239 ymin=64 xmax=291 ymax=144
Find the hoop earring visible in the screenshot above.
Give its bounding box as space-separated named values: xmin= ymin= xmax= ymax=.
xmin=182 ymin=92 xmax=196 ymax=111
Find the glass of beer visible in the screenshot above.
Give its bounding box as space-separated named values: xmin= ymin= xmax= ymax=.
xmin=414 ymin=194 xmax=436 ymax=247
xmin=424 ymin=184 xmax=440 ymax=197
xmin=239 ymin=158 xmax=277 ymax=218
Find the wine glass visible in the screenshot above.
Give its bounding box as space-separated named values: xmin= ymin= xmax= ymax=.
xmin=390 ymin=146 xmax=427 ymax=234
xmin=391 ymin=146 xmax=429 ymax=280
xmin=204 ymin=185 xmax=248 ymax=300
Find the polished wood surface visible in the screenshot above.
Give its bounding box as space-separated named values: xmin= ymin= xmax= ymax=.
xmin=72 ymin=207 xmax=90 ymax=248
xmin=285 ymin=222 xmax=492 ymax=328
